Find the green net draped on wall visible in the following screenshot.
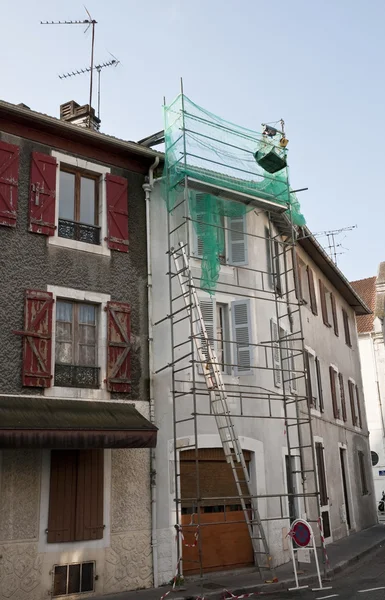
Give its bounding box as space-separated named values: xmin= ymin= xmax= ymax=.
xmin=163 ymin=94 xmax=305 ymax=293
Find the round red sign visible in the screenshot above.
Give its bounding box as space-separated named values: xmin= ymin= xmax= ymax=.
xmin=290 ymin=520 xmax=312 ymax=547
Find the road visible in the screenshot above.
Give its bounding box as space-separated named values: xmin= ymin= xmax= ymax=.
xmin=258 ymin=546 xmax=385 ymax=600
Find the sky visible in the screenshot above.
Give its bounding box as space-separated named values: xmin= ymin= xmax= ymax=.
xmin=2 ymin=0 xmax=384 ymax=281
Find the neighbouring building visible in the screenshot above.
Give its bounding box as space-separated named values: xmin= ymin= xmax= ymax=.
xmin=0 ymin=99 xmax=160 ymax=599
xmin=147 ymin=94 xmax=377 ymax=584
xmin=351 ymin=267 xmax=385 ymax=510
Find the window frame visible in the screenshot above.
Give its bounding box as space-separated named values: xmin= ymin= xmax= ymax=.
xmin=59 ymin=165 xmax=100 ymax=227
xmin=305 ymin=347 xmax=320 ymax=410
xmin=49 ymin=151 xmax=111 ymax=257
xmin=342 ymin=308 xmax=352 ymax=347
xmin=45 ymin=286 xmax=111 ymax=401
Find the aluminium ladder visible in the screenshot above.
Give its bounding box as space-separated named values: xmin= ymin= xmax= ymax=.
xmin=171 ymin=241 xmax=274 ymax=577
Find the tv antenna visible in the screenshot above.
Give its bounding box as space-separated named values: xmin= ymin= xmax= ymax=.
xmin=313 ymin=225 xmax=357 ymax=266
xmin=41 ymin=7 xmax=97 ymax=127
xmin=59 ymin=58 xmax=120 ymax=124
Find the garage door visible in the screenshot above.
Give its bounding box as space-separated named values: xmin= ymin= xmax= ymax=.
xmin=180 ymin=448 xmax=254 ymax=574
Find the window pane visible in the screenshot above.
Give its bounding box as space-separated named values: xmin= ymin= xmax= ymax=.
xmin=79 ymin=344 xmax=96 ymax=366
xmin=80 ymin=177 xmax=96 ymax=225
xmin=56 ymin=342 xmax=73 ymax=364
xmin=79 ymin=304 xmax=95 ymax=324
xmin=59 ymin=171 xmax=75 ymax=220
xmin=56 ymin=301 xmax=73 ymax=323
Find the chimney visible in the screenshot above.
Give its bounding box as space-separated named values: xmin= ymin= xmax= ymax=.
xmin=60 ymin=100 xmax=101 ymax=131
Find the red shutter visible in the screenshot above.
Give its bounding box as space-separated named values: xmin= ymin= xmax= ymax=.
xmin=75 ymin=450 xmax=104 ymax=541
xmin=339 ymin=373 xmax=347 ymax=421
xmin=329 ymin=366 xmax=339 ymax=419
xmin=14 ymin=290 xmax=53 ymax=387
xmin=307 ymin=267 xmax=317 ymax=315
xmin=331 ymin=294 xmax=339 ymax=336
xmin=29 ymin=152 xmax=57 ymax=235
xmin=106 ymin=174 xmax=129 ymax=252
xmin=0 ymin=140 xmax=20 ymax=227
xmin=106 ymin=301 xmax=131 ymax=392
xmin=319 ymin=280 xmax=329 ymax=326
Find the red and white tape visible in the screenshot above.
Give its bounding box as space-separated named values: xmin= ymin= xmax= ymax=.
xmin=317 ymin=517 xmax=330 ymax=568
xmin=223 ymin=591 xmax=259 ymax=599
xmin=175 ymin=524 xmax=199 ymax=548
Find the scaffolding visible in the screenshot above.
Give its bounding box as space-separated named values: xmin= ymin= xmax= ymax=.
xmin=155 ymin=90 xmax=321 ymax=584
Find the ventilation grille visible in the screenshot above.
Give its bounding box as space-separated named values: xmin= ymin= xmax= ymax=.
xmin=53 ymin=562 xmax=94 ymax=596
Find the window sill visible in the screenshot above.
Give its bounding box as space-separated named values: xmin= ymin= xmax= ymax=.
xmin=311 ymin=407 xmax=322 ymax=418
xmin=190 ymin=257 xmax=235 ymax=276
xmin=44 ymin=386 xmax=110 ymax=401
xmin=48 ymin=235 xmax=111 ymax=257
xmin=335 ymin=418 xmax=345 ymax=427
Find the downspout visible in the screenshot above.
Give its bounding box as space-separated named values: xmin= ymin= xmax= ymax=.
xmin=143 ymin=156 xmax=160 ymax=587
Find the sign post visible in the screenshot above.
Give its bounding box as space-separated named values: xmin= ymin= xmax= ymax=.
xmin=287 ymin=519 xmax=332 ymax=592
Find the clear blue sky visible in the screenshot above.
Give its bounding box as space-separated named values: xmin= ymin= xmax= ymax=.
xmin=3 ymin=0 xmax=383 ymax=281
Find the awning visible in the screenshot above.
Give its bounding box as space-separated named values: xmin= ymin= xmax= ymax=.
xmin=0 ymin=397 xmax=157 ymax=449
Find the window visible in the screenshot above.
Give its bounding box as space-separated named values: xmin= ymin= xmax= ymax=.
xmin=265 ymin=228 xmax=281 ymax=294
xmin=296 ymin=257 xmax=318 ymax=315
xmin=199 ymin=298 xmax=250 ymax=375
xmin=194 ymin=194 xmax=247 ymax=266
xmin=329 ymin=366 xmax=340 ymax=419
xmin=216 ymin=303 xmax=230 ymax=373
xmin=55 ymin=301 xmax=99 ymax=388
xmin=342 ymin=309 xmax=352 ymax=347
xmin=358 ymin=451 xmax=368 ymax=495
xmin=304 ymin=350 xmax=321 ymax=409
xmin=319 ymin=280 xmax=338 ymax=334
xmin=315 ymin=442 xmax=328 ymax=506
xmin=47 ymin=449 xmax=104 ymax=543
xmin=338 ymin=372 xmax=347 ymax=421
xmin=58 ymin=167 xmax=100 ymax=245
xmin=348 ymin=380 xmax=362 ymax=428
xmin=53 ymin=562 xmax=94 ymax=596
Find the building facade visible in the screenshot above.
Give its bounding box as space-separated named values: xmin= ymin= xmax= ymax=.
xmin=351 ymin=267 xmax=385 ymax=509
xmin=0 ymin=100 xmax=159 ymax=599
xmin=148 ymin=95 xmax=377 ymax=584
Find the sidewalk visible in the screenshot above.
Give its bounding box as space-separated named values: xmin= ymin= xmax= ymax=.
xmin=95 ymin=524 xmax=385 ymax=600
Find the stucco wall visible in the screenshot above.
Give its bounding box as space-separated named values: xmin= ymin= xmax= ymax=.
xmin=0 ymin=130 xmax=149 ymax=402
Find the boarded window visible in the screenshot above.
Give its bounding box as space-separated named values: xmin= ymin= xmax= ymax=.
xmin=47 ymin=450 xmax=104 ymax=543
xmin=342 ymin=309 xmax=352 ymax=347
xmin=106 ymin=174 xmax=129 ymax=252
xmin=55 ymin=301 xmax=99 ymax=388
xmin=358 ymin=451 xmax=368 ymax=495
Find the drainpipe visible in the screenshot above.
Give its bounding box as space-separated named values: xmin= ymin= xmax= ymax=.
xmin=143 ymin=156 xmax=160 ymax=588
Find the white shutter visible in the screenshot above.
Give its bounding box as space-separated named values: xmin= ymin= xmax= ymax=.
xmin=271 ymin=318 xmax=281 ymax=387
xmin=199 ymin=298 xmax=216 ymax=373
xmin=228 ymin=214 xmax=247 ymax=265
xmin=232 ymin=299 xmax=252 ymax=375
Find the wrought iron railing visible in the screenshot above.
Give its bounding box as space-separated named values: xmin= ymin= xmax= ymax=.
xmin=54 ymin=364 xmax=100 ymax=388
xmin=58 ymin=219 xmax=101 ymax=245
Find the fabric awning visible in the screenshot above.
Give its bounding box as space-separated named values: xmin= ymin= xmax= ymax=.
xmin=0 ymin=397 xmax=157 ymax=449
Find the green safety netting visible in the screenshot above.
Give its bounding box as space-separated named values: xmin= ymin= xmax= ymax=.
xmin=163 ymin=94 xmax=305 ymax=293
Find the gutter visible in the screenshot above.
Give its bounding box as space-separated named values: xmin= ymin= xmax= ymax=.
xmin=298 ymin=226 xmax=371 ymax=316
xmin=143 ymin=156 xmax=160 ymax=587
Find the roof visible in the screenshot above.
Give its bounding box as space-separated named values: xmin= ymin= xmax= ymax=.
xmin=0 ymin=99 xmax=163 ymax=163
xmin=298 ymin=226 xmax=371 ymax=316
xmin=0 ymin=397 xmax=157 ymax=449
xmin=350 ymin=277 xmax=377 ymax=333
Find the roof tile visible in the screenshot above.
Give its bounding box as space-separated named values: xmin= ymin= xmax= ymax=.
xmin=350 ymin=276 xmax=376 ymax=333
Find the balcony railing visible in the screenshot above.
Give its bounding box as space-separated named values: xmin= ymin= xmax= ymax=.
xmin=58 ymin=219 xmax=101 ymax=245
xmin=54 ymin=364 xmax=100 ymax=388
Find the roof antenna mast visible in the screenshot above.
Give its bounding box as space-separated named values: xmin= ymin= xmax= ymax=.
xmin=59 ymin=57 xmax=120 ymax=125
xmin=41 ymin=6 xmax=97 ymax=128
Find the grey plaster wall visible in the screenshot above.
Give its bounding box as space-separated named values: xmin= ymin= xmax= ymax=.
xmin=0 ymin=131 xmax=149 ymax=401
